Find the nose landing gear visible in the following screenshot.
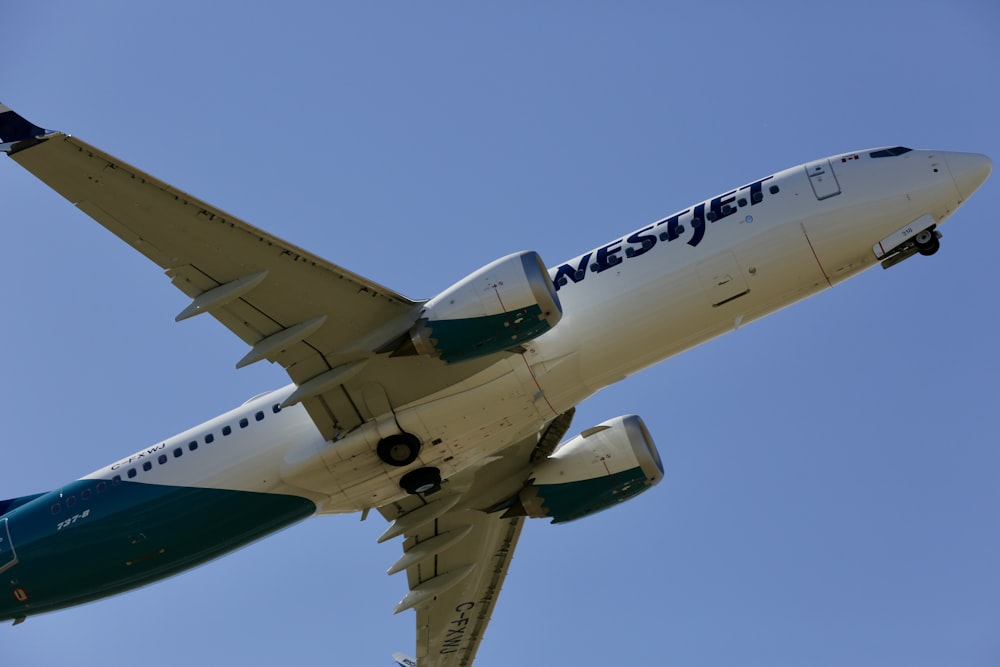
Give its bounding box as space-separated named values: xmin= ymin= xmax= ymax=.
xmin=915 ymin=229 xmax=941 ymax=256
xmin=878 ymin=224 xmax=942 ymax=270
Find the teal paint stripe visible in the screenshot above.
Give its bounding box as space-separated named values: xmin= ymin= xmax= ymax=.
xmin=0 ymin=479 xmax=315 ymax=620
xmin=534 ymin=466 xmax=654 ymax=524
xmin=427 ymin=304 xmax=551 ymax=363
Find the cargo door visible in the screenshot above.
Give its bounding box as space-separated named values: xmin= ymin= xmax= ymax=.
xmin=0 ymin=518 xmax=17 ymax=574
xmin=805 ymin=159 xmax=841 ymax=200
xmin=697 ymin=251 xmax=750 ymax=307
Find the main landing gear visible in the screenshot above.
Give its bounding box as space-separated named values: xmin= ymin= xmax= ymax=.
xmin=376 ymin=433 xmax=421 ymax=467
xmin=400 ymin=467 xmax=442 ymax=495
xmin=376 ymin=432 xmax=442 ymax=495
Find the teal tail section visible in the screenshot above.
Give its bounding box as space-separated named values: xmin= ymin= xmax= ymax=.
xmin=0 ymin=479 xmax=315 ymax=622
xmin=0 ymin=493 xmax=46 ymax=517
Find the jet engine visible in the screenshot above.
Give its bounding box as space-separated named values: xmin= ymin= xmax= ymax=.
xmin=507 ymin=415 xmax=663 ymax=524
xmin=392 ymin=251 xmax=561 ymax=363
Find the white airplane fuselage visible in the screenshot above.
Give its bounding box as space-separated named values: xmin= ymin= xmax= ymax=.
xmin=0 ymin=145 xmax=989 ymax=623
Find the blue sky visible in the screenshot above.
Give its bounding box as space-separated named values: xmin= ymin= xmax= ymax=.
xmin=2 ymin=2 xmax=998 ymax=665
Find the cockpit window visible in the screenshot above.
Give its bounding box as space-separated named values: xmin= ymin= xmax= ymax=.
xmin=869 ymin=146 xmax=913 ymax=158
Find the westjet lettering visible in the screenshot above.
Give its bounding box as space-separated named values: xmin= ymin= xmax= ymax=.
xmin=0 ymin=103 xmax=991 ymax=666
xmin=553 ymin=175 xmax=776 ymax=289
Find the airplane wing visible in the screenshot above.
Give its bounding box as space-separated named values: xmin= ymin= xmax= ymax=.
xmin=0 ymin=106 xmax=500 ymax=439
xmin=377 ymin=412 xmax=574 ymax=666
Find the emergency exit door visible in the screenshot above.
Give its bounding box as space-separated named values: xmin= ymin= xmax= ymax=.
xmin=805 ymin=159 xmax=842 ymax=200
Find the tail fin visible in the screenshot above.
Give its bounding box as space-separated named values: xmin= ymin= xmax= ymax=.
xmin=392 ymin=652 xmax=417 ymax=667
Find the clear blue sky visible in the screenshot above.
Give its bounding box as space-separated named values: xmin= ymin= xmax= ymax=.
xmin=3 ymin=2 xmax=998 ymax=665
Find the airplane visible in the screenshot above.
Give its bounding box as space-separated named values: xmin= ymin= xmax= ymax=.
xmin=0 ymin=103 xmax=991 ymax=666
xmin=394 ymin=652 xmax=418 ymax=667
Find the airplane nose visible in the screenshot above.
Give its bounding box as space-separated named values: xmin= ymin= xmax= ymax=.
xmin=945 ymin=152 xmax=992 ymax=201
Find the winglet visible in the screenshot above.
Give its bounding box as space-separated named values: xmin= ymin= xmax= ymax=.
xmin=0 ymin=104 xmax=54 ymax=154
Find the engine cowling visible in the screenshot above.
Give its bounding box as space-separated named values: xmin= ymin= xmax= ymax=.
xmin=514 ymin=415 xmax=664 ymax=524
xmin=397 ymin=251 xmax=562 ymax=363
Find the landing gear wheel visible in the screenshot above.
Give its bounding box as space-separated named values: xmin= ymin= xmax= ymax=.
xmin=376 ymin=433 xmax=421 ymax=467
xmin=915 ymin=229 xmax=940 ymax=256
xmin=400 ymin=467 xmax=442 ymax=495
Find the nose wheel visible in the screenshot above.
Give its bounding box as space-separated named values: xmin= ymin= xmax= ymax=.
xmin=915 ymin=229 xmax=940 ymax=256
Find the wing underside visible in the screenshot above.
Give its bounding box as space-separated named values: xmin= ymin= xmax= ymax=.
xmin=377 ymin=411 xmax=574 ymax=666
xmin=379 ymin=480 xmax=527 ymax=666
xmin=1 ymin=111 xmax=512 ymax=439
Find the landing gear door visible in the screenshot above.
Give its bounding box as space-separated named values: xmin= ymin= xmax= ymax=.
xmin=0 ymin=518 xmax=17 ymax=575
xmin=805 ymin=159 xmax=841 ymax=200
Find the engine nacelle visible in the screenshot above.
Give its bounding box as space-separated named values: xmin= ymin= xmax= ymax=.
xmin=398 ymin=251 xmax=562 ymax=363
xmin=514 ymin=415 xmax=663 ymax=524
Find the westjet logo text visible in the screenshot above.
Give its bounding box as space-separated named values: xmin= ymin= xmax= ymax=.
xmin=553 ymin=175 xmax=775 ymax=290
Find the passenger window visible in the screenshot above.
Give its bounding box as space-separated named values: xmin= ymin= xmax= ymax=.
xmin=240 ymin=418 xmax=249 ymax=428
xmin=222 ymin=425 xmax=232 ymax=436
xmin=769 ymin=185 xmax=780 ymax=194
xmin=205 ymin=433 xmax=215 ymax=444
xmin=127 ymin=469 xmax=137 ymax=479
xmin=112 ymin=475 xmax=122 ymax=485
xmin=272 ymin=404 xmax=282 ymax=414
xmin=174 ymin=448 xmax=183 ymax=458
xmin=81 ymin=489 xmax=92 ymax=500
xmin=189 ymin=441 xmax=199 ymax=451
xmin=158 ymin=454 xmax=168 ymax=465
xmin=142 ymin=462 xmax=152 ymax=472
xmin=50 ymin=503 xmax=61 ymax=515
xmin=97 ymin=481 xmax=107 ymax=493
xmin=66 ymin=496 xmax=76 ymax=508
xmin=255 ymin=411 xmax=264 ymax=422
